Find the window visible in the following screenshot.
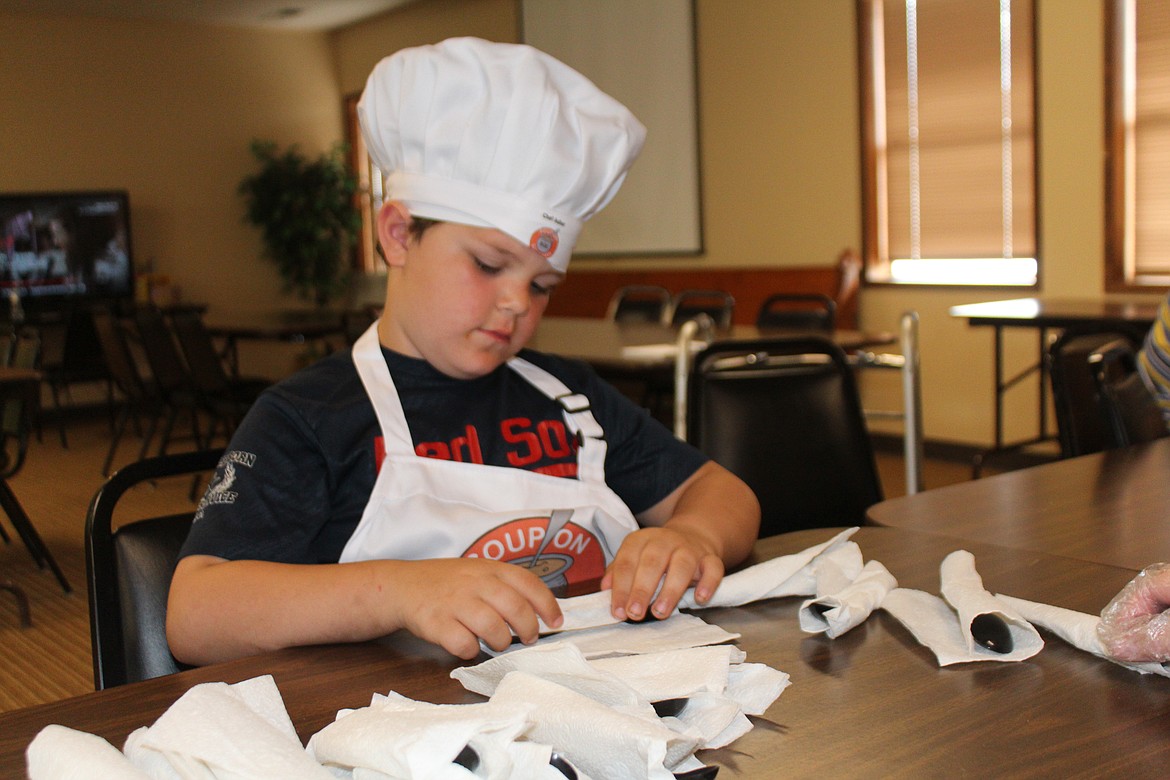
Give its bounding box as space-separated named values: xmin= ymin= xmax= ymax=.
xmin=859 ymin=0 xmax=1038 ymax=286
xmin=1106 ymin=0 xmax=1170 ymax=290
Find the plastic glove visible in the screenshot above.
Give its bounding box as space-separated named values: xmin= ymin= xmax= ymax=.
xmin=1097 ymin=563 xmax=1170 ymax=663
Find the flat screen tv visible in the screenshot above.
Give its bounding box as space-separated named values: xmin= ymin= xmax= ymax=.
xmin=0 ymin=190 xmax=134 ymax=309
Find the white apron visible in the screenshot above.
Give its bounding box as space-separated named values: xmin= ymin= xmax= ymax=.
xmin=339 ymin=325 xmax=640 ymax=590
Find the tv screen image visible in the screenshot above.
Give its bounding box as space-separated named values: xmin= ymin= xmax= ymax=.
xmin=0 ymin=190 xmax=134 ymax=303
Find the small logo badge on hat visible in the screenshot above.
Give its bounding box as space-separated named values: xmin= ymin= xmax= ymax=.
xmin=529 ymin=227 xmax=559 ymax=258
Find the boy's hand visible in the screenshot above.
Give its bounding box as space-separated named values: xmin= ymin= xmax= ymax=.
xmin=391 ymin=558 xmax=562 ymax=659
xmin=601 ymin=525 xmax=724 ymax=622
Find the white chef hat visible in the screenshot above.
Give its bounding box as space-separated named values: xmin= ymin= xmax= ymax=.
xmin=357 ymin=36 xmax=646 ymax=272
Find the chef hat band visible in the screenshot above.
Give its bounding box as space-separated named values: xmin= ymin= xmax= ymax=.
xmin=387 ymin=171 xmax=583 ymax=266
xmin=357 ymin=37 xmax=645 ymax=272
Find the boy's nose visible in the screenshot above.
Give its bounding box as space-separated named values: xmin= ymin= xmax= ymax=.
xmin=497 ymin=282 xmax=530 ymax=315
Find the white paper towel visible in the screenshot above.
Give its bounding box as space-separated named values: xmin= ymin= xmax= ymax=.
xmin=26 ymin=725 xmax=151 ymax=780
xmin=122 ymin=675 xmax=330 ymax=779
xmin=997 ymin=593 xmax=1170 ymax=678
xmin=490 ymin=672 xmax=697 ymax=779
xmin=308 ymin=693 xmax=538 ymax=780
xmin=799 ymin=558 xmax=898 ymax=638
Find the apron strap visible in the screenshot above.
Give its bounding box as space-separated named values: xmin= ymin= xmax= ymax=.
xmin=508 ymin=356 xmax=608 ymax=485
xmin=352 ymin=323 xmax=417 ymax=457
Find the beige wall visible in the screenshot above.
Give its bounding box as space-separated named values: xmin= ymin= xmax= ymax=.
xmin=2 ymin=0 xmax=1161 ymax=447
xmin=0 ymin=12 xmax=341 ymax=314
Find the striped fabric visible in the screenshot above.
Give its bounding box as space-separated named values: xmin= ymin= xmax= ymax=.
xmin=1138 ymin=293 xmax=1170 ymax=428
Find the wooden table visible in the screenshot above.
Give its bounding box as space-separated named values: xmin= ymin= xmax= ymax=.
xmin=1 ymin=527 xmax=1165 ymax=777
xmin=950 ymin=297 xmax=1160 ymax=474
xmin=204 ymin=310 xmax=346 ymax=378
xmin=867 ymin=437 xmax=1170 ymax=570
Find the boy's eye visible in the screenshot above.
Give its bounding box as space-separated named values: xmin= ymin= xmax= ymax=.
xmin=473 ymin=257 xmax=500 ymax=275
xmin=531 ymin=280 xmax=553 ymax=296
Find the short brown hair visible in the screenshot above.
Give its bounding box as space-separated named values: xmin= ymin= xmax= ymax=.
xmin=407 ymin=216 xmax=440 ymax=243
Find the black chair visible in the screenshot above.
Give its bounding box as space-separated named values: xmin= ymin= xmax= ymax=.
xmin=86 ymin=448 xmax=223 ymax=690
xmin=0 ymin=328 xmax=71 ymax=592
xmin=669 ymin=289 xmax=735 ymax=329
xmin=756 ymin=293 xmax=837 ymax=332
xmin=92 ymin=309 xmax=165 ymax=475
xmin=1090 ymin=338 xmax=1170 ymax=450
xmin=169 ymin=308 xmax=269 ymax=446
xmin=687 ymin=336 xmax=882 ymax=537
xmin=606 ymin=285 xmax=672 ymax=325
xmin=133 ymin=305 xmax=209 ymax=453
xmin=1048 ymin=330 xmax=1131 ymax=458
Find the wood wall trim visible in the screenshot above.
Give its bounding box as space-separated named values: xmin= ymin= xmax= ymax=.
xmin=545 ymin=263 xmax=857 ymax=328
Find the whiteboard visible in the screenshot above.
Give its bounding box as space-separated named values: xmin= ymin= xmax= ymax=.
xmin=520 ymin=0 xmax=703 ymax=256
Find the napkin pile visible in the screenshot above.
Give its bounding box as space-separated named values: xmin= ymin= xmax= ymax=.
xmin=27 ymin=675 xmax=330 ymax=780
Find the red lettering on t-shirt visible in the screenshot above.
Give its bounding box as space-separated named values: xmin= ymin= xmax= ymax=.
xmin=415 ymin=425 xmax=484 ymax=464
xmin=502 ymin=417 xmax=541 ymax=466
xmin=537 ymin=419 xmax=572 ymax=458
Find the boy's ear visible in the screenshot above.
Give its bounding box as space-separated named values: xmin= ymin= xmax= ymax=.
xmin=375 ymin=201 xmax=413 ymax=269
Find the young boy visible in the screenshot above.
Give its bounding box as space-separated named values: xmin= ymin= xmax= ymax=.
xmin=167 ymin=37 xmax=760 ymax=665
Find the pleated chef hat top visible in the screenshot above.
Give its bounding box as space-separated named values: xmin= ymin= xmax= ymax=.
xmin=357 ymin=37 xmax=646 ymax=272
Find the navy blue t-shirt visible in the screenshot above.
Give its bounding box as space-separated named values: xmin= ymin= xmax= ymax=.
xmin=179 ymin=345 xmax=708 ymax=564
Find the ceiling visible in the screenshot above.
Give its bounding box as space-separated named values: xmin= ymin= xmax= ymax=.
xmin=0 ymin=0 xmax=418 ymax=31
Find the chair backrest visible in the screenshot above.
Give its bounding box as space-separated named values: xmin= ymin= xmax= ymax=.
xmin=756 ymin=292 xmax=837 ymax=332
xmin=91 ymin=309 xmax=152 ymax=403
xmin=670 ymin=289 xmax=735 ymax=329
xmin=0 ymin=328 xmax=40 ymax=478
xmin=133 ymin=305 xmax=194 ymax=400
xmin=169 ymin=308 xmax=232 ymax=396
xmin=688 ymin=336 xmax=882 ymax=537
xmin=1048 ymin=330 xmax=1129 ymax=458
xmin=85 ymin=448 xmax=224 ymax=689
xmin=1090 ymin=339 xmax=1170 ymax=450
xmin=606 ymin=285 xmax=672 ymax=325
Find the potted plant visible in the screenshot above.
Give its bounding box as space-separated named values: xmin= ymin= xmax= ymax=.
xmin=238 ymin=139 xmax=361 ymax=306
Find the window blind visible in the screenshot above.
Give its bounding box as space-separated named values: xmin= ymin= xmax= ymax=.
xmin=862 ymin=0 xmax=1037 ymax=284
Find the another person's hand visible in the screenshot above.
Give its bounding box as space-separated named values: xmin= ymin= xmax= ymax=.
xmin=1097 ymin=562 xmax=1170 ymax=663
xmin=601 ymin=525 xmax=724 ymax=622
xmin=393 ymin=558 xmax=562 ymax=659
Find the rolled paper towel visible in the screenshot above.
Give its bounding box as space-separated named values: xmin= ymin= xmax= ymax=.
xmin=491 ymin=672 xmax=698 ymax=779
xmin=679 ymin=528 xmax=862 ymax=610
xmin=27 ymin=725 xmax=150 ymax=780
xmin=997 ymin=593 xmax=1170 ymax=678
xmin=308 ymin=693 xmax=537 ymax=779
xmin=800 ymin=558 xmax=898 ymax=638
xmin=939 ymin=551 xmax=1043 ymax=658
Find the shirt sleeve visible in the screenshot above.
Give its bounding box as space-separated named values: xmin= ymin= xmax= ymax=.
xmin=1139 ymin=292 xmax=1170 ymax=427
xmin=178 ymin=391 xmax=342 ymax=564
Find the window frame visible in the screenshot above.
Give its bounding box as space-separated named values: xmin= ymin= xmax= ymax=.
xmin=1105 ymin=0 xmax=1170 ymax=292
xmin=344 ymin=92 xmax=383 ymax=275
xmin=858 ymin=0 xmax=1041 ymax=289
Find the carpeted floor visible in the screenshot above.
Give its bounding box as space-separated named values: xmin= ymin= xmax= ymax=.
xmin=0 ymin=416 xmax=202 ymax=713
xmin=0 ymin=413 xmax=984 ymax=715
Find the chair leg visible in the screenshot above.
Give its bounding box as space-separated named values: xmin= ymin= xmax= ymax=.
xmin=103 ymin=404 xmax=132 ymax=476
xmin=1 ymin=581 xmax=32 ymax=627
xmin=50 ymin=380 xmax=69 ymax=449
xmin=0 ymin=479 xmax=70 ymax=593
xmin=0 ymin=519 xmax=10 ymax=543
